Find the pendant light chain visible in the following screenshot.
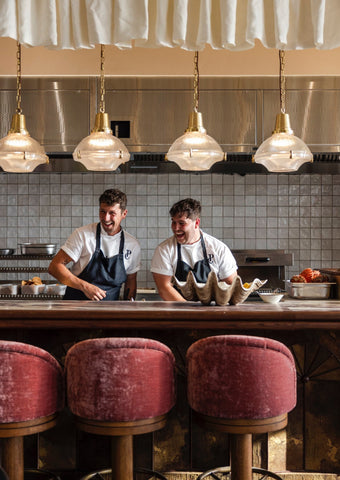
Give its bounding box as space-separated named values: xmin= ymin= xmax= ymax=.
xmin=193 ymin=51 xmax=200 ymax=112
xmin=279 ymin=49 xmax=286 ymax=114
xmin=16 ymin=42 xmax=22 ymax=115
xmin=99 ymin=44 xmax=106 ymax=114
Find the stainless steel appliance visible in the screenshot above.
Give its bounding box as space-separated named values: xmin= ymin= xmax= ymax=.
xmin=232 ymin=249 xmax=293 ymax=291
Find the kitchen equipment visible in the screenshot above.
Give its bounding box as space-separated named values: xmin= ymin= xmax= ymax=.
xmin=232 ymin=249 xmax=293 ymax=291
xmin=0 ymin=249 xmax=15 ymax=255
xmin=258 ymin=292 xmax=284 ymax=303
xmin=19 ymin=243 xmax=57 ymax=255
xmin=285 ymin=281 xmax=335 ymax=299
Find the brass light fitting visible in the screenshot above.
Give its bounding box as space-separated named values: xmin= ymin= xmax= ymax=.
xmin=253 ymin=50 xmax=313 ymax=173
xmin=0 ymin=42 xmax=48 ymax=173
xmin=166 ymin=51 xmax=225 ymax=171
xmin=73 ymin=44 xmax=130 ymax=171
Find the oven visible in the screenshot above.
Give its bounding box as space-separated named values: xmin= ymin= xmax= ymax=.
xmin=232 ymin=249 xmax=293 ymax=291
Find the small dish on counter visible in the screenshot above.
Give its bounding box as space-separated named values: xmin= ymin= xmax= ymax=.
xmin=257 ymin=292 xmax=284 ymax=303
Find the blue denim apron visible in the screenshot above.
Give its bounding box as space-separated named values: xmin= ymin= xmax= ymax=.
xmin=64 ymin=223 xmax=127 ymax=301
xmin=175 ymin=233 xmax=211 ymax=283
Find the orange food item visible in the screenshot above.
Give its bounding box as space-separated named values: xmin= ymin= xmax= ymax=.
xmin=300 ymin=268 xmax=320 ymax=282
xmin=290 ymin=275 xmax=307 ymax=283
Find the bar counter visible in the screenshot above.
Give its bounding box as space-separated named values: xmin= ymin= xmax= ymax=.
xmin=1 ymin=297 xmax=340 ymax=477
xmin=0 ymin=298 xmax=340 ymax=329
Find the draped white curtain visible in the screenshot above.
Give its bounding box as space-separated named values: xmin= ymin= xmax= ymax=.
xmin=0 ymin=0 xmax=340 ymax=50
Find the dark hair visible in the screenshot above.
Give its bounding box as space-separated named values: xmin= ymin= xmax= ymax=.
xmin=169 ymin=198 xmax=201 ymax=220
xmin=99 ymin=189 xmax=127 ymax=211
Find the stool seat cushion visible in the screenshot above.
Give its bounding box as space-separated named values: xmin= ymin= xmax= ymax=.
xmin=0 ymin=340 xmax=64 ymax=423
xmin=65 ymin=337 xmax=176 ymax=422
xmin=187 ymin=335 xmax=296 ymax=420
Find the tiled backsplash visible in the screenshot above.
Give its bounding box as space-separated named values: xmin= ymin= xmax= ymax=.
xmin=0 ymin=172 xmax=339 ymax=287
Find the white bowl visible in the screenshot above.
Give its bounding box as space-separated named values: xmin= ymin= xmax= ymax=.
xmin=44 ymin=284 xmax=66 ymax=295
xmin=258 ymin=292 xmax=284 ymax=304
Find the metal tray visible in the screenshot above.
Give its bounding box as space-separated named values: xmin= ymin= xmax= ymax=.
xmin=18 ymin=243 xmax=57 ymax=255
xmin=0 ymin=248 xmax=15 ymax=255
xmin=285 ymin=280 xmax=336 ymax=299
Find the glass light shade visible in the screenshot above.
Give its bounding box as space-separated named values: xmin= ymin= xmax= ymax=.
xmin=254 ymin=113 xmax=313 ymax=172
xmin=0 ymin=114 xmax=48 ymax=173
xmin=73 ymin=113 xmax=130 ymax=171
xmin=166 ymin=112 xmax=224 ymax=171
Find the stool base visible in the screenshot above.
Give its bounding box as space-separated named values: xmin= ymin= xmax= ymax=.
xmin=75 ymin=414 xmax=169 ymax=480
xmin=0 ymin=414 xmax=58 ymax=480
xmin=193 ymin=413 xmax=288 ymax=480
xmin=80 ymin=467 xmax=168 ymax=480
xmin=197 ymin=466 xmax=283 ymax=480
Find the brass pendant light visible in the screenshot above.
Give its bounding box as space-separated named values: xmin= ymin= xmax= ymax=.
xmin=166 ymin=51 xmax=225 ymax=171
xmin=0 ymin=42 xmax=48 ymax=173
xmin=253 ymin=50 xmax=313 ymax=172
xmin=73 ymin=44 xmax=130 ymax=171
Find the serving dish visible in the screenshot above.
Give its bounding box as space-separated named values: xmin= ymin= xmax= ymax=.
xmin=174 ymin=271 xmax=267 ymax=305
xmin=19 ymin=243 xmax=57 ymax=255
xmin=285 ymin=280 xmax=336 ymax=299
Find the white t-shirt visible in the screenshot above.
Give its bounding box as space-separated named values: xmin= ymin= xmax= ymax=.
xmin=151 ymin=231 xmax=237 ymax=280
xmin=61 ymin=223 xmax=141 ymax=277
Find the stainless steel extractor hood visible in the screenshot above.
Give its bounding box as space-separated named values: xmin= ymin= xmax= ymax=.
xmin=1 ymin=76 xmax=340 ymax=173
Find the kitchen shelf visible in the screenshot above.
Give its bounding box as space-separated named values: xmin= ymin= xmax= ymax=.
xmin=0 ymin=255 xmax=54 ymax=260
xmin=0 ymin=294 xmax=63 ymax=300
xmin=0 ymin=254 xmax=56 ymax=291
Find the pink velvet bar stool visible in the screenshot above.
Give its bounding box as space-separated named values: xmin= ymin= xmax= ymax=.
xmin=186 ymin=335 xmax=296 ymax=480
xmin=0 ymin=340 xmax=64 ymax=480
xmin=65 ymin=337 xmax=176 ymax=480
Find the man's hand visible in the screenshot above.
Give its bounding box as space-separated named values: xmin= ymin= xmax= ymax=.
xmin=82 ymin=283 xmax=107 ymax=301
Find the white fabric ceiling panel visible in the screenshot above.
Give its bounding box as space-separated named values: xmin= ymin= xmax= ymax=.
xmin=1 ymin=0 xmax=340 ymax=50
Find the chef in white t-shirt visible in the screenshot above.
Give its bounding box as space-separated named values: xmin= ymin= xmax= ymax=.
xmin=151 ymin=198 xmax=237 ymax=301
xmin=48 ymin=189 xmax=140 ymax=301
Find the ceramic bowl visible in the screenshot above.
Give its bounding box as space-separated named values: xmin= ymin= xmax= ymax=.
xmin=258 ymin=292 xmax=284 ymax=304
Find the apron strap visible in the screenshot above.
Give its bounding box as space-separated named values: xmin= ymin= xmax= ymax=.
xmin=95 ymin=223 xmax=101 ymax=252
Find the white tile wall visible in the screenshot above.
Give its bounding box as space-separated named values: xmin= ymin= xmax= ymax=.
xmin=0 ymin=172 xmax=339 ymax=287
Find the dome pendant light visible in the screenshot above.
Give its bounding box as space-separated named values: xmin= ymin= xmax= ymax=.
xmin=0 ymin=42 xmax=48 ymax=173
xmin=253 ymin=50 xmax=313 ymax=172
xmin=73 ymin=45 xmax=130 ymax=171
xmin=166 ymin=51 xmax=225 ymax=171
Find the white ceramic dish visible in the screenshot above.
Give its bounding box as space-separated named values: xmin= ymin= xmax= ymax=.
xmin=21 ymin=284 xmax=46 ymax=295
xmin=0 ymin=284 xmax=19 ymax=295
xmin=258 ymin=292 xmax=284 ymax=304
xmin=44 ymin=284 xmax=66 ymax=295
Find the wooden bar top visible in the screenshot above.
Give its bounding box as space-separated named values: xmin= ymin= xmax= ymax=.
xmin=0 ymin=298 xmax=340 ymax=329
